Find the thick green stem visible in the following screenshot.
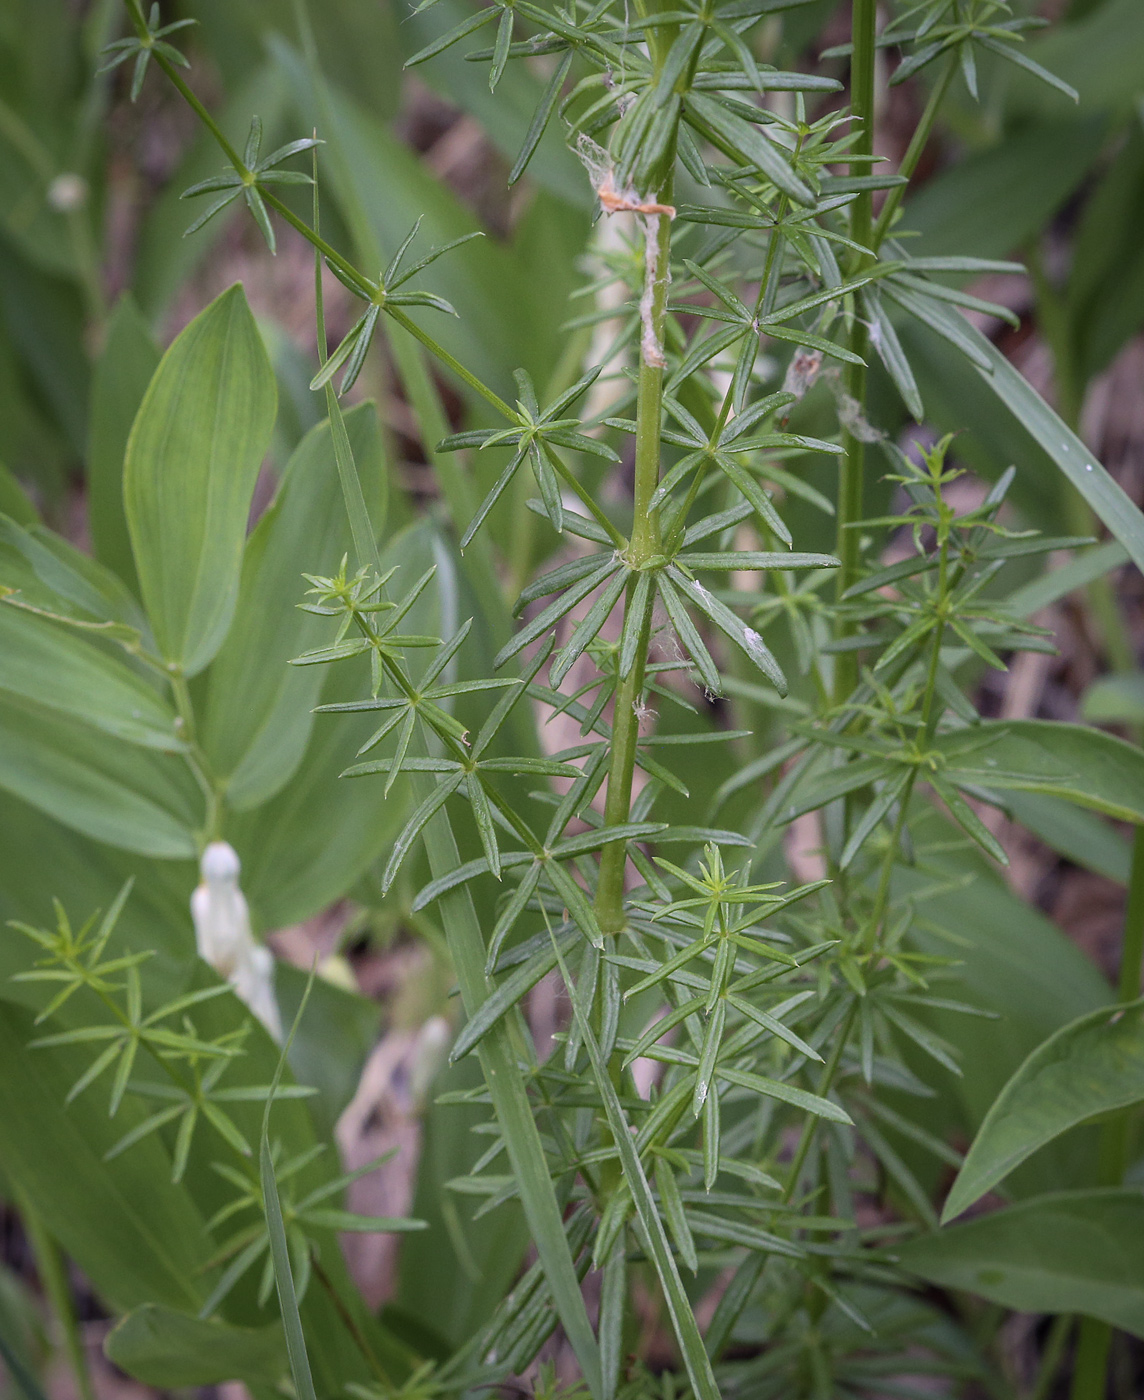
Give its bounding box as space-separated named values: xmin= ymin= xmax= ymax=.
xmin=630 ymin=208 xmax=673 ymax=564
xmin=1070 ymin=825 xmax=1144 ymax=1400
xmin=593 ymin=197 xmax=672 ymax=934
xmin=833 ymin=0 xmax=878 ymax=703
xmin=594 ymin=606 xmax=653 ymax=934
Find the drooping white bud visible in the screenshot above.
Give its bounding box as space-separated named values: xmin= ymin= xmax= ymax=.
xmin=191 ymin=841 xmax=282 ymax=1041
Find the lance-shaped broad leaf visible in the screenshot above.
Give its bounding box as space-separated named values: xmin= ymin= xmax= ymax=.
xmin=438 ymin=365 xmax=620 ymax=548
xmin=180 ymin=115 xmax=320 ymax=254
xmin=310 ymin=218 xmax=483 ymax=394
xmin=99 ymin=3 xmax=195 ymax=101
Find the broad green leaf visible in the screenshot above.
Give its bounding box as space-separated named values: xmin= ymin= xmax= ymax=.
xmin=0 ymin=240 xmax=90 ymax=457
xmin=900 ymin=1189 xmax=1144 ymax=1338
xmin=189 ymin=0 xmax=403 ymax=119
xmin=0 ymin=692 xmax=199 ymax=858
xmin=124 ymin=285 xmax=277 ymax=676
xmin=0 ymin=605 xmax=180 ymax=750
xmin=935 ymin=719 xmax=1144 ymax=824
xmin=897 ymin=803 xmax=1109 ymax=1200
xmin=0 ymin=790 xmax=195 ymax=1005
xmin=397 ymin=1055 xmax=530 ymax=1350
xmin=87 ymin=295 xmax=160 ymax=596
xmin=0 ymin=1001 xmax=212 ymax=1314
xmin=943 ymin=1000 xmax=1144 ymax=1223
xmin=225 ymin=654 xmax=410 ymax=928
xmin=1002 ymin=790 xmax=1131 ymax=885
xmin=902 ymin=119 xmax=1104 ymax=261
xmin=1006 ymin=542 xmax=1128 ymax=619
xmin=0 ymin=1258 xmax=43 ymax=1400
xmin=275 ymin=963 xmax=380 ymax=1141
xmin=104 ymin=1305 xmax=286 ymax=1389
xmin=0 ymin=515 xmax=148 ymax=641
xmin=202 ymin=403 xmax=385 ymax=809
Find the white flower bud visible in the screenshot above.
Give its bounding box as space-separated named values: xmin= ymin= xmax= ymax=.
xmin=191 ymin=841 xmax=282 ymax=1041
xmin=47 ymin=173 xmax=88 ymax=212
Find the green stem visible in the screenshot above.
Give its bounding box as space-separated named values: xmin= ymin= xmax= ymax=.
xmin=169 ymin=670 xmax=222 ymax=843
xmin=630 ymin=209 xmax=672 ymax=564
xmin=1070 ymin=825 xmax=1144 ymax=1400
xmin=594 ymin=601 xmax=653 ymax=934
xmin=310 ymin=1253 xmax=393 ymax=1389
xmin=1070 ymin=1325 xmax=1112 ymax=1400
xmin=783 ymin=1001 xmax=858 ymax=1203
xmin=1030 ymin=1314 xmax=1073 ymax=1400
xmin=593 ymin=194 xmax=673 ymax=934
xmin=833 ymin=0 xmax=878 ymax=703
xmin=871 ymin=54 xmax=956 ymax=252
xmin=17 ymin=1192 xmax=96 ymax=1400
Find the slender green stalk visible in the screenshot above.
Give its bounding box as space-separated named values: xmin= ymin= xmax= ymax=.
xmin=0 ymin=1319 xmax=47 ymax=1400
xmin=1070 ymin=1325 xmax=1112 ymax=1400
xmin=871 ymin=54 xmax=956 ymax=251
xmin=168 ymin=671 xmax=221 ymax=843
xmin=783 ymin=1001 xmax=858 ymax=1203
xmin=629 ymin=208 xmax=672 ymax=566
xmin=310 ymin=1253 xmax=392 ymax=1389
xmin=1030 ymin=1315 xmax=1074 ymax=1400
xmin=833 ymin=0 xmax=878 ymax=702
xmin=1070 ymin=825 xmax=1144 ymax=1400
xmin=17 ymin=1194 xmax=96 ymax=1400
